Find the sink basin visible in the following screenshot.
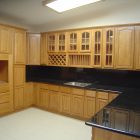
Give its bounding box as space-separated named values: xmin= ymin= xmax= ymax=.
xmin=64 ymin=81 xmax=92 ymax=87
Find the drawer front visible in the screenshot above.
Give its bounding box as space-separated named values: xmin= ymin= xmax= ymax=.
xmin=85 ymin=90 xmax=96 ymax=97
xmin=71 ymin=88 xmax=84 ymax=96
xmin=0 ymin=92 xmax=9 ymax=103
xmin=60 ymin=86 xmax=71 ymax=93
xmin=0 ymin=102 xmax=10 ymax=114
xmin=97 ymin=91 xmax=108 ymax=99
xmin=48 ymin=84 xmax=59 ymax=91
xmin=40 ymin=84 xmax=49 ymax=90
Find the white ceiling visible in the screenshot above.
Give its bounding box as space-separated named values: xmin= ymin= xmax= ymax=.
xmin=0 ymin=0 xmax=140 ymax=32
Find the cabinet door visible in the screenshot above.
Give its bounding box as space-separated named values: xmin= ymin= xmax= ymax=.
xmin=40 ymin=33 xmax=47 ymax=65
xmin=14 ymin=86 xmax=24 ymax=110
xmin=24 ymin=83 xmax=33 ymax=107
xmin=60 ymin=92 xmax=71 ymax=114
xmin=71 ymin=95 xmax=84 ymax=117
xmin=49 ymin=90 xmax=60 ymax=112
xmin=80 ymin=30 xmax=91 ymax=52
xmin=47 ymin=33 xmax=57 ymax=52
xmin=14 ymin=29 xmax=26 ymax=64
xmin=115 ymin=26 xmax=134 ymax=69
xmin=0 ymin=25 xmax=12 ymax=54
xmin=111 ymin=109 xmax=130 ymax=131
xmin=84 ymin=97 xmax=96 ymax=118
xmin=58 ymin=32 xmax=67 ymax=52
xmin=108 ymin=93 xmax=118 ymax=102
xmin=135 ymin=26 xmax=140 ymax=69
xmin=39 ymin=89 xmax=49 ymax=108
xmin=103 ymin=28 xmax=115 ymax=68
xmin=92 ymin=29 xmax=103 ymax=67
xmin=96 ymin=98 xmax=108 ymax=113
xmin=14 ymin=65 xmax=25 ymax=86
xmin=27 ymin=34 xmax=40 ymax=65
xmin=67 ymin=31 xmax=79 ymax=52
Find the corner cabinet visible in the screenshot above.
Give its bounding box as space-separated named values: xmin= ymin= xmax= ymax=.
xmin=115 ymin=26 xmax=134 ymax=69
xmin=14 ymin=29 xmax=26 ymax=64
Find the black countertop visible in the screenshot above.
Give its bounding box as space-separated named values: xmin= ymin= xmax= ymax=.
xmin=27 ymin=77 xmax=140 ymax=138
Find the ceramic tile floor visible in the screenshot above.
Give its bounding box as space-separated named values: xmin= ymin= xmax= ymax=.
xmin=0 ymin=108 xmax=91 ymax=140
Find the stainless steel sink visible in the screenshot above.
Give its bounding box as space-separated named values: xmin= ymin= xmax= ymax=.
xmin=64 ymin=81 xmax=92 ymax=87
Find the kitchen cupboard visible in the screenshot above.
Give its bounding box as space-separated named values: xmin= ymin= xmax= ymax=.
xmin=80 ymin=30 xmax=91 ymax=52
xmin=26 ymin=33 xmax=40 ymax=65
xmin=96 ymin=91 xmax=109 ymax=113
xmin=58 ymin=32 xmax=67 ymax=52
xmin=84 ymin=90 xmax=96 ymax=118
xmin=14 ymin=86 xmax=24 ymax=110
xmin=135 ymin=26 xmax=140 ymax=69
xmin=92 ymin=29 xmax=103 ymax=67
xmin=0 ymin=25 xmax=12 ymax=54
xmin=103 ymin=28 xmax=115 ymax=68
xmin=67 ymin=31 xmax=79 ymax=52
xmin=115 ymin=26 xmax=134 ymax=69
xmin=40 ymin=33 xmax=47 ymax=65
xmin=92 ymin=127 xmax=138 ymax=140
xmin=14 ymin=29 xmax=26 ymax=64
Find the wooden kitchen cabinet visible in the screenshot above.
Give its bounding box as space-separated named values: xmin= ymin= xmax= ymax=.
xmin=67 ymin=31 xmax=79 ymax=52
xmin=92 ymin=29 xmax=103 ymax=67
xmin=115 ymin=26 xmax=134 ymax=69
xmin=14 ymin=65 xmax=25 ymax=87
xmin=26 ymin=33 xmax=40 ymax=65
xmin=96 ymin=92 xmax=109 ymax=113
xmin=134 ymin=26 xmax=140 ymax=70
xmin=14 ymin=86 xmax=24 ymax=110
xmin=108 ymin=93 xmax=118 ymax=102
xmin=103 ymin=28 xmax=115 ymax=68
xmin=58 ymin=32 xmax=67 ymax=52
xmin=70 ymin=88 xmax=84 ymax=117
xmin=80 ymin=30 xmax=91 ymax=52
xmin=0 ymin=25 xmax=12 ymax=54
xmin=14 ymin=29 xmax=26 ymax=64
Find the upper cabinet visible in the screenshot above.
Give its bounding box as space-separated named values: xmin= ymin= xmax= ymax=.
xmin=103 ymin=28 xmax=115 ymax=68
xmin=115 ymin=26 xmax=134 ymax=69
xmin=58 ymin=32 xmax=67 ymax=52
xmin=27 ymin=33 xmax=40 ymax=65
xmin=80 ymin=30 xmax=91 ymax=52
xmin=134 ymin=26 xmax=140 ymax=70
xmin=92 ymin=29 xmax=103 ymax=67
xmin=14 ymin=29 xmax=26 ymax=64
xmin=67 ymin=31 xmax=79 ymax=52
xmin=0 ymin=25 xmax=12 ymax=54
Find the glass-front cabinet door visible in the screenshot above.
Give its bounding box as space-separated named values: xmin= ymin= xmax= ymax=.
xmin=47 ymin=33 xmax=57 ymax=52
xmin=68 ymin=31 xmax=79 ymax=52
xmin=80 ymin=30 xmax=91 ymax=52
xmin=103 ymin=28 xmax=115 ymax=68
xmin=58 ymin=32 xmax=67 ymax=52
xmin=92 ymin=29 xmax=103 ymax=67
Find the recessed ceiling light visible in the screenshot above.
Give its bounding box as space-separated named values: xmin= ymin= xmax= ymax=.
xmin=43 ymin=0 xmax=102 ymax=13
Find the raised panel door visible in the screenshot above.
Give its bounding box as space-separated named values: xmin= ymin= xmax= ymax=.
xmin=84 ymin=97 xmax=96 ymax=118
xmin=14 ymin=86 xmax=24 ymax=110
xmin=96 ymin=98 xmax=108 ymax=113
xmin=27 ymin=34 xmax=40 ymax=65
xmin=71 ymin=95 xmax=84 ymax=117
xmin=115 ymin=26 xmax=134 ymax=69
xmin=14 ymin=29 xmax=26 ymax=64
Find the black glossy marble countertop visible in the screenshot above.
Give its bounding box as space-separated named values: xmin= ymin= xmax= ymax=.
xmin=27 ymin=77 xmax=140 ymax=138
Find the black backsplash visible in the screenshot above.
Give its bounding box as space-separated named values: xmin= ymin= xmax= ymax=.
xmin=26 ymin=65 xmax=140 ymax=88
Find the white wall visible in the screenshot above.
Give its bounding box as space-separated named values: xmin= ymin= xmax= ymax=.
xmin=32 ymin=0 xmax=140 ymax=32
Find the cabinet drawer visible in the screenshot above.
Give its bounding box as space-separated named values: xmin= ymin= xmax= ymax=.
xmin=60 ymin=86 xmax=71 ymax=93
xmin=0 ymin=92 xmax=9 ymax=103
xmin=71 ymin=88 xmax=84 ymax=96
xmin=85 ymin=90 xmax=96 ymax=97
xmin=97 ymin=92 xmax=108 ymax=99
xmin=0 ymin=102 xmax=10 ymax=114
xmin=40 ymin=84 xmax=49 ymax=90
xmin=48 ymin=84 xmax=59 ymax=91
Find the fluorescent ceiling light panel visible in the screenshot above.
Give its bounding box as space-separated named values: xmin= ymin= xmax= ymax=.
xmin=45 ymin=0 xmax=102 ymax=13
